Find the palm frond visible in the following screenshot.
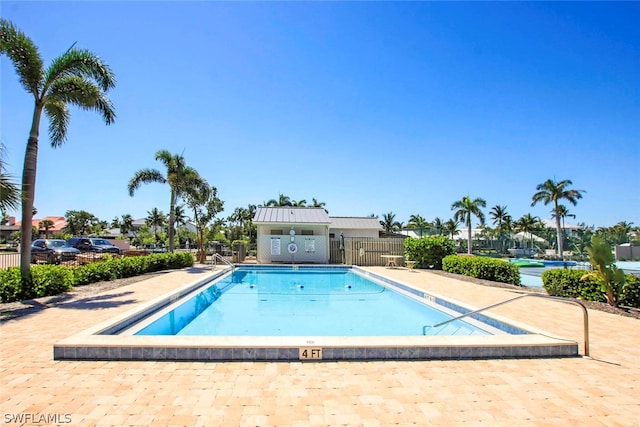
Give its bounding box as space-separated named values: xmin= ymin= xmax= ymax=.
xmin=44 ymin=98 xmax=70 ymax=146
xmin=128 ymin=169 xmax=166 ymax=196
xmin=0 ymin=172 xmax=21 ymax=211
xmin=47 ymin=76 xmax=116 ymax=133
xmin=44 ymin=48 xmax=116 ymax=92
xmin=0 ymin=18 xmax=44 ymax=97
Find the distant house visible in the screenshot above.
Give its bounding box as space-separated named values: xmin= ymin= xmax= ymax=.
xmin=253 ymin=207 xmax=385 ymax=264
xmin=254 ymin=207 xmax=332 ymax=264
xmin=13 ymin=215 xmax=67 ymax=238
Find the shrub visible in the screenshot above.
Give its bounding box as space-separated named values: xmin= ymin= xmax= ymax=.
xmin=542 ymin=269 xmax=605 ymax=302
xmin=404 ymin=236 xmax=456 ymax=270
xmin=541 ymin=269 xmax=640 ymax=308
xmin=442 ymin=255 xmax=521 ymax=286
xmin=0 ymin=252 xmax=195 ymax=303
xmin=620 ymin=275 xmax=640 ymax=308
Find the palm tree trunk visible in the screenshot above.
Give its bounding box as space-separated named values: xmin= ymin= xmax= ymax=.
xmin=554 ymin=202 xmax=563 ymax=259
xmin=467 ymin=219 xmax=472 ymax=255
xmin=20 ymin=105 xmax=43 ymax=279
xmin=168 ymin=190 xmax=176 ymax=252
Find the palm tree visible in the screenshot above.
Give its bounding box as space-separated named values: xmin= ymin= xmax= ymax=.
xmin=514 ymin=213 xmax=541 ymax=251
xmin=38 ymin=219 xmax=54 ymax=238
xmin=120 ymin=213 xmax=134 ymax=239
xmin=380 ymin=212 xmax=401 ymax=233
xmin=552 ymin=204 xmax=576 ymax=250
xmin=407 ymin=214 xmax=430 ymax=238
xmin=145 ymin=208 xmax=167 ymax=244
xmin=490 ymin=205 xmax=511 ymax=254
xmin=1 ymin=19 xmax=116 ymax=277
xmin=265 ymin=193 xmax=292 ymax=207
xmin=292 ymin=199 xmax=307 ymax=207
xmin=0 ymin=141 xmax=20 ymax=212
xmin=442 ymin=219 xmax=459 ymax=240
xmin=451 ymin=195 xmax=486 ymax=255
xmin=128 ymin=150 xmax=202 ymax=252
xmin=531 ymin=178 xmax=585 ymax=259
xmin=432 ymin=217 xmax=444 ymax=236
xmin=311 ymin=198 xmax=327 ymax=212
xmin=184 ymin=182 xmax=223 ymax=262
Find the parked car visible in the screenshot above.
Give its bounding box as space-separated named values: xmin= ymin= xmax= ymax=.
xmin=67 ymin=237 xmax=121 ymax=255
xmin=30 ymin=239 xmax=80 ymax=264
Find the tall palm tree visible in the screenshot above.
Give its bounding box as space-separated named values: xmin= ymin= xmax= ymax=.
xmin=451 ymin=195 xmax=486 ymax=255
xmin=407 ymin=214 xmax=430 ymax=238
xmin=0 ymin=141 xmax=20 ymax=212
xmin=1 ymin=19 xmax=116 ymax=277
xmin=531 ymin=178 xmax=585 ymax=259
xmin=490 ymin=205 xmax=511 ymax=253
xmin=128 ymin=150 xmax=201 ymax=252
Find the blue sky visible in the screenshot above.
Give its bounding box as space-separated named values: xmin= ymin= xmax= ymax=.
xmin=1 ymin=1 xmax=638 ymax=228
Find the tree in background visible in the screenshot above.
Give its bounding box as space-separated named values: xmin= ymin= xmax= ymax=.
xmin=432 ymin=217 xmax=444 ymax=236
xmin=185 ymin=183 xmax=223 ymax=262
xmin=531 ymin=178 xmax=585 ymax=259
xmin=38 ymin=219 xmax=54 ymax=238
xmin=490 ymin=205 xmax=512 ymax=254
xmin=145 ymin=208 xmax=167 ymax=244
xmin=380 ymin=212 xmax=402 ymax=233
xmin=451 ymin=195 xmax=486 ymax=255
xmin=128 ymin=150 xmax=201 ymax=252
xmin=442 ymin=219 xmax=459 ymax=240
xmin=265 ymin=193 xmax=292 ymax=207
xmin=514 ymin=213 xmax=541 ymax=251
xmin=63 ymin=210 xmax=100 ymax=236
xmin=407 ymin=214 xmax=430 ymax=238
xmin=1 ymin=18 xmax=116 ymax=278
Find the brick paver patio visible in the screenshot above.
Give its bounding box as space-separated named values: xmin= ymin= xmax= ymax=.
xmin=1 ymin=265 xmax=638 ymax=426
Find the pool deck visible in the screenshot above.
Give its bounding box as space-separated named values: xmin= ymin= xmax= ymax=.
xmin=1 ymin=265 xmax=639 ymax=426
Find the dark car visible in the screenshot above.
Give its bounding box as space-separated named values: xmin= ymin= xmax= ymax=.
xmin=67 ymin=237 xmax=121 ymax=255
xmin=31 ymin=239 xmax=81 ymax=264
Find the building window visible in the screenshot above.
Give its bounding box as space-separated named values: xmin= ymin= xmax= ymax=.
xmin=270 ymin=230 xmax=283 ymax=235
xmin=301 ymin=230 xmax=314 ymax=236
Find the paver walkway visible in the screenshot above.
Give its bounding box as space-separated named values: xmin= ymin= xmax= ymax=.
xmin=1 ymin=266 xmax=639 ymax=426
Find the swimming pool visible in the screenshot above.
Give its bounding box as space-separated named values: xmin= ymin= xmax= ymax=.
xmin=54 ymin=266 xmax=579 ymax=361
xmin=130 ymin=267 xmax=491 ymax=337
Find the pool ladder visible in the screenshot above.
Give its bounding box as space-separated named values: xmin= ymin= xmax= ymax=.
xmin=212 ymin=253 xmax=235 ymax=270
xmin=422 ymin=294 xmax=590 ymax=357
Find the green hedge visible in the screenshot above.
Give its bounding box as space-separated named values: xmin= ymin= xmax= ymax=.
xmin=542 ymin=269 xmax=640 ymax=308
xmin=404 ymin=236 xmax=456 ymax=270
xmin=442 ymin=255 xmax=521 ymax=286
xmin=0 ymin=252 xmax=194 ymax=303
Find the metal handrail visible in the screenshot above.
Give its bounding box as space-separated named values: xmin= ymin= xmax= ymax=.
xmin=212 ymin=253 xmax=234 ymax=269
xmin=422 ymin=293 xmax=590 ymax=357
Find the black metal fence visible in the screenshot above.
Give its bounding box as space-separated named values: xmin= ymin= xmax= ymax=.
xmin=0 ymin=249 xmax=167 ymax=270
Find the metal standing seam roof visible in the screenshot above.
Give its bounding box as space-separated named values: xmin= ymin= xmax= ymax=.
xmin=329 ymin=217 xmax=383 ymax=230
xmin=253 ymin=207 xmax=332 ymax=224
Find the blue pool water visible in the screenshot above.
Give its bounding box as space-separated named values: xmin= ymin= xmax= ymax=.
xmin=135 ymin=267 xmax=491 ymax=337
